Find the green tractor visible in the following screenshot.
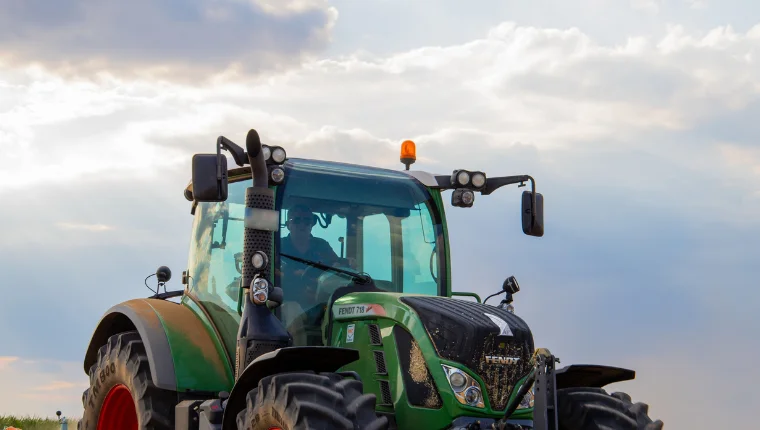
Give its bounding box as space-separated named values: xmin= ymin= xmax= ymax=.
xmin=79 ymin=129 xmax=664 ymax=430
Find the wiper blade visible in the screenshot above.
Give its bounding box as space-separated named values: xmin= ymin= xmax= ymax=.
xmin=280 ymin=253 xmax=373 ymax=285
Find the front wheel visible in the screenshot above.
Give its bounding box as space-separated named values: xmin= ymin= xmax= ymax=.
xmin=557 ymin=387 xmax=664 ymax=430
xmin=78 ymin=331 xmax=176 ymax=430
xmin=235 ymin=371 xmax=388 ymax=430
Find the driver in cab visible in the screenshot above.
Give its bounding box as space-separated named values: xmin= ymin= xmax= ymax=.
xmin=278 ymin=204 xmax=350 ymax=344
xmin=280 ymin=204 xmax=341 ymax=270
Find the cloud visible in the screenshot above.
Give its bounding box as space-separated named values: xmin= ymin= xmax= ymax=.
xmin=686 ymin=0 xmax=708 ymax=9
xmin=0 ymin=356 xmax=19 ymax=370
xmin=2 ymin=18 xmax=760 ymax=427
xmin=0 ymin=358 xmax=87 ymax=418
xmin=631 ymin=0 xmax=662 ymax=14
xmin=0 ymin=0 xmax=338 ymax=80
xmin=56 ymin=223 xmax=115 ymax=232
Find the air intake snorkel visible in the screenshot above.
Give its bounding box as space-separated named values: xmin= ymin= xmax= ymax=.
xmin=234 ymin=129 xmax=290 ymax=380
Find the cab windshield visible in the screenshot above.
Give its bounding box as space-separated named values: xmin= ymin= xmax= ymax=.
xmin=275 ymin=159 xmax=445 ymax=344
xmin=185 ymin=159 xmax=445 ymax=351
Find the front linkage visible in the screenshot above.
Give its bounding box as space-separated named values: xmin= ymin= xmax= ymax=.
xmin=494 ymin=349 xmax=559 ymax=430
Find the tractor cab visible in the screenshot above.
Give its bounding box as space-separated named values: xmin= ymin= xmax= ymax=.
xmin=185 ymin=156 xmax=449 ymax=354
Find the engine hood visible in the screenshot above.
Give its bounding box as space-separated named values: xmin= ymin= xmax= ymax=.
xmin=399 ymin=296 xmax=534 ymax=411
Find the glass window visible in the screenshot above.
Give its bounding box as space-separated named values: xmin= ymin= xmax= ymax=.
xmin=183 ymin=160 xmax=446 ymax=352
xmin=186 ymin=183 xmax=248 ymax=357
xmin=362 ymin=214 xmax=392 ymax=282
xmin=402 ymin=204 xmax=439 ymax=294
xmin=275 ymin=160 xmax=445 ymax=346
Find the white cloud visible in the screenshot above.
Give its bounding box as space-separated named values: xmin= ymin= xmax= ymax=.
xmin=3 ymin=21 xmax=759 ymax=200
xmin=686 ymin=0 xmax=708 ymax=9
xmin=0 ymin=356 xmax=19 ymax=370
xmin=0 ymin=357 xmax=87 ymax=418
xmin=56 ymin=223 xmax=114 ymax=232
xmin=2 ymin=18 xmax=760 ymax=427
xmin=631 ymin=0 xmax=662 ymax=14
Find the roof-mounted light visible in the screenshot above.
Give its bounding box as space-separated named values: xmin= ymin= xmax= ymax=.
xmin=471 ymin=171 xmax=486 ymax=189
xmin=262 ymin=145 xmax=272 ymax=162
xmin=271 ymin=147 xmax=286 ymax=164
xmin=452 ymin=188 xmax=475 ymax=208
xmin=400 ymin=140 xmax=416 ymax=170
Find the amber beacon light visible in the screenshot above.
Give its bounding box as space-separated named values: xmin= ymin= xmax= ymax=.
xmin=400 ymin=140 xmax=416 ymax=170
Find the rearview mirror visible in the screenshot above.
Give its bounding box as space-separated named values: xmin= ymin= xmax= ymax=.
xmin=522 ymin=191 xmax=544 ymax=237
xmin=192 ymin=154 xmax=228 ymax=202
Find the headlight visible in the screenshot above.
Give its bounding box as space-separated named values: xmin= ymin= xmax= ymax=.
xmin=456 ymin=170 xmax=470 ymax=186
xmin=471 ymin=172 xmax=486 ymax=188
xmin=272 ymin=147 xmax=287 ymax=164
xmin=251 ymin=251 xmax=268 ymax=270
xmin=271 ymin=167 xmax=285 ymax=183
xmin=460 ymin=190 xmax=475 ymax=206
xmin=441 ymin=364 xmax=485 ymax=408
xmin=262 ymin=145 xmax=271 ymax=161
xmin=516 ymin=383 xmax=535 ymax=409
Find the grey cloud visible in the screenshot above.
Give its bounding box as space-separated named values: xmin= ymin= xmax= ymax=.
xmin=506 ymin=55 xmax=700 ymax=107
xmin=0 ymin=0 xmax=336 ymax=79
xmin=0 ymin=166 xmax=194 ymax=361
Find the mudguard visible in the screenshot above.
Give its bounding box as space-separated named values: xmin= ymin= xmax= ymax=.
xmin=554 ymin=364 xmax=635 ymax=389
xmin=83 ymin=298 xmax=234 ymax=394
xmin=221 ymin=346 xmax=360 ymax=429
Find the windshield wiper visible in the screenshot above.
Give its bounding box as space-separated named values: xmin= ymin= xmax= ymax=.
xmin=280 ymin=253 xmax=373 ymax=285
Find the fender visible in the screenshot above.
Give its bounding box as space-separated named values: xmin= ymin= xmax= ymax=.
xmin=554 ymin=364 xmax=635 ymax=390
xmin=222 ymin=346 xmax=360 ymax=429
xmin=83 ymin=298 xmax=234 ymax=394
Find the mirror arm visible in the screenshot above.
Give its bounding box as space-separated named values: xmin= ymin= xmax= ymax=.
xmin=481 ymin=175 xmax=532 ymax=195
xmin=217 ymin=136 xmax=248 ymax=167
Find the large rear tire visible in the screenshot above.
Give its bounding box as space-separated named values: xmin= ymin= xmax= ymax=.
xmin=557 ymin=387 xmax=664 ymax=430
xmin=78 ymin=331 xmax=176 ymax=430
xmin=235 ymin=371 xmax=388 ymax=430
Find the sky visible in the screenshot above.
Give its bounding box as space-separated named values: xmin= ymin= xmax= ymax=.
xmin=0 ymin=0 xmax=758 ymax=427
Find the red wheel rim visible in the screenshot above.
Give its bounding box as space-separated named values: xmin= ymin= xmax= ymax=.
xmin=97 ymin=384 xmax=138 ymax=430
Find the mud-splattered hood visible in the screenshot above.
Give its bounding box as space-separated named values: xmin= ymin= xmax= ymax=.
xmin=399 ymin=296 xmax=534 ymax=411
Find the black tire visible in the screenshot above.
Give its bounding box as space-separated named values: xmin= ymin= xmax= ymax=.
xmin=235 ymin=371 xmax=389 ymax=430
xmin=78 ymin=331 xmax=176 ymax=430
xmin=557 ymin=387 xmax=664 ymax=430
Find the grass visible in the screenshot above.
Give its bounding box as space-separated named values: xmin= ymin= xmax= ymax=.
xmin=0 ymin=415 xmax=79 ymax=430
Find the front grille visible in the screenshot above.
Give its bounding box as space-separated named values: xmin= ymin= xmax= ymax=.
xmin=400 ymin=296 xmax=534 ymax=410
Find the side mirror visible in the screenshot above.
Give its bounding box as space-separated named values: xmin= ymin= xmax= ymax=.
xmin=192 ymin=154 xmax=228 ymax=202
xmin=522 ymin=191 xmax=544 ymax=237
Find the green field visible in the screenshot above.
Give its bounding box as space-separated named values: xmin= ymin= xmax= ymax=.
xmin=0 ymin=415 xmax=79 ymax=430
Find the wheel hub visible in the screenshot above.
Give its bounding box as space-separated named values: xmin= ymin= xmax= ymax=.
xmin=97 ymin=384 xmax=138 ymax=430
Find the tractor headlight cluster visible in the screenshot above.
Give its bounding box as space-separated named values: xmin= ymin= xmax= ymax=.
xmin=441 ymin=364 xmax=485 ymax=408
xmin=450 ymin=169 xmax=486 ymax=208
xmin=262 ymin=144 xmax=287 ymax=164
xmin=451 ymin=169 xmax=487 ymax=190
xmin=250 ymin=277 xmax=269 ymax=305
